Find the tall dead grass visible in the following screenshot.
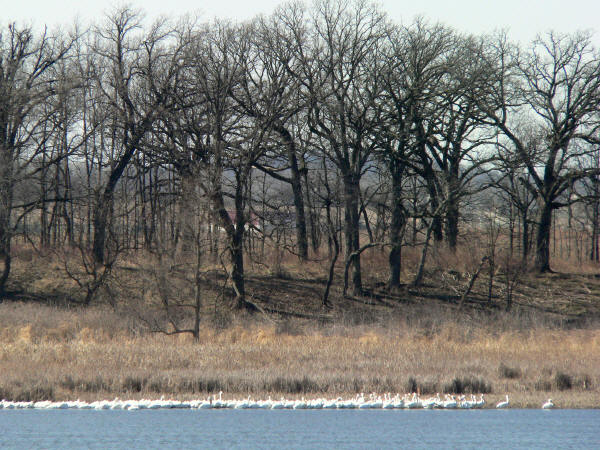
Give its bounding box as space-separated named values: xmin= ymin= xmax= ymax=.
xmin=0 ymin=302 xmax=599 ymax=407
xmin=3 ymin=238 xmax=600 ymax=407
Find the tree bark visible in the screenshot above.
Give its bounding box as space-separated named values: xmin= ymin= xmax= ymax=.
xmin=178 ymin=167 xmax=197 ymax=257
xmin=388 ymin=164 xmax=405 ymax=289
xmin=276 ymin=125 xmax=308 ymax=260
xmin=521 ymin=211 xmax=530 ymax=263
xmin=303 ymin=168 xmax=320 ymax=253
xmin=230 ymin=227 xmax=246 ymax=310
xmin=322 ymin=201 xmax=339 ymax=308
xmin=0 ymin=150 xmax=14 ymax=295
xmin=413 ymin=218 xmax=435 ymax=287
xmin=209 ymin=167 xmax=255 ymax=312
xmin=343 ymin=174 xmax=362 ymax=295
xmin=445 ymin=199 xmax=459 ymax=250
xmin=535 ymin=200 xmax=553 ymax=272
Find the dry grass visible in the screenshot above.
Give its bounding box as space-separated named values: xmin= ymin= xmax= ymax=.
xmin=2 ymin=239 xmax=600 ymax=407
xmin=0 ymin=302 xmax=599 ymax=407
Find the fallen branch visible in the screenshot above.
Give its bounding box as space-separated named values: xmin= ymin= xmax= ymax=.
xmin=457 ymin=256 xmax=489 ymax=312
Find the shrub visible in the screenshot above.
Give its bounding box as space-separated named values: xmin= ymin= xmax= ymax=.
xmin=122 ymin=376 xmax=144 ymax=393
xmin=498 ymin=363 xmax=521 ymax=379
xmin=554 ymin=372 xmax=573 ymax=391
xmin=443 ymin=377 xmax=491 ymax=394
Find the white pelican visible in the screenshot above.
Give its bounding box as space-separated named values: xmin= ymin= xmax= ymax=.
xmin=293 ymin=397 xmax=307 ymax=409
xmin=496 ymin=395 xmax=509 ymax=409
xmin=475 ymin=394 xmax=485 ymax=409
xmin=443 ymin=395 xmax=457 ymax=409
xmin=323 ymin=397 xmax=339 ymax=409
xmin=234 ymin=396 xmax=251 ymax=409
xmin=542 ymin=398 xmax=554 ymax=409
xmin=271 ymin=397 xmax=285 ymax=409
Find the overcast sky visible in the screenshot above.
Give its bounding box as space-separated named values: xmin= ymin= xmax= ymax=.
xmin=4 ymin=0 xmax=599 ymax=45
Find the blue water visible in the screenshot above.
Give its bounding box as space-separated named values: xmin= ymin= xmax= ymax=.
xmin=0 ymin=409 xmax=598 ymax=449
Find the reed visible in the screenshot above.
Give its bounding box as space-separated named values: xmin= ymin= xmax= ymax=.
xmin=0 ymin=301 xmax=598 ymax=408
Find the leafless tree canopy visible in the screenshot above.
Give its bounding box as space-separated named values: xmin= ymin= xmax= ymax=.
xmin=1 ymin=1 xmax=599 ymax=321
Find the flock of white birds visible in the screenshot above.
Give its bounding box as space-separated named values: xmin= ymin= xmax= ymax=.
xmin=0 ymin=393 xmax=556 ymax=410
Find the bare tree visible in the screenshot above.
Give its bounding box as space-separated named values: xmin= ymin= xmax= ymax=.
xmin=89 ymin=8 xmax=187 ymax=264
xmin=492 ymin=135 xmax=538 ymax=262
xmin=183 ymin=22 xmax=269 ymax=311
xmin=234 ymin=10 xmax=311 ymax=260
xmin=0 ymin=23 xmax=74 ymax=294
xmin=288 ymin=0 xmax=388 ymax=295
xmin=475 ymin=31 xmax=600 ymax=272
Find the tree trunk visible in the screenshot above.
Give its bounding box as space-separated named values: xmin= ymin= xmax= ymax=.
xmin=0 ymin=151 xmax=14 ymax=295
xmin=445 ymin=199 xmax=459 ymax=250
xmin=92 ymin=141 xmax=139 ymax=264
xmin=388 ymin=164 xmax=405 ymax=289
xmin=444 ymin=164 xmax=460 ymax=251
xmin=322 ymin=199 xmax=339 ymax=308
xmin=343 ymin=174 xmax=362 ymax=295
xmin=303 ymin=168 xmax=320 ymax=253
xmin=291 ymin=177 xmax=308 ymax=261
xmin=178 ymin=167 xmax=197 ymax=257
xmin=424 ymin=172 xmax=443 ymax=243
xmin=209 ymin=168 xmax=255 ymax=312
xmin=534 ymin=201 xmax=553 ymax=272
xmin=231 ymin=227 xmax=246 ymax=310
xmin=591 ymin=176 xmax=599 ymax=261
xmin=521 ymin=211 xmax=530 ymax=262
xmin=412 ymin=218 xmax=435 ymax=287
xmin=277 ymin=126 xmax=309 ymax=261
xmin=432 ymin=215 xmax=443 ymax=243
xmin=92 ymin=196 xmax=111 ymax=265
xmin=359 ymin=189 xmax=374 ymax=244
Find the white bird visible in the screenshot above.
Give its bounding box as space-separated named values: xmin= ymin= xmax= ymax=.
xmin=293 ymin=397 xmax=307 ymax=409
xmin=459 ymin=395 xmax=475 ymax=409
xmin=323 ymin=397 xmax=339 ymax=409
xmin=213 ymin=391 xmax=225 ymax=409
xmin=392 ymin=394 xmax=404 ymax=409
xmin=443 ymin=395 xmax=457 ymax=409
xmin=309 ymin=398 xmax=324 ymax=409
xmin=496 ymin=395 xmax=509 ymax=409
xmin=198 ymin=396 xmax=213 ymax=409
xmin=271 ymin=397 xmax=285 ymax=409
xmin=382 ymin=393 xmax=394 ymax=409
xmin=542 ymin=398 xmax=554 ymax=409
xmin=234 ymin=396 xmax=250 ymax=409
xmin=475 ymin=394 xmax=485 ymax=409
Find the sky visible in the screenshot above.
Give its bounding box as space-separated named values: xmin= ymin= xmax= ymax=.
xmin=3 ymin=0 xmax=600 ymax=46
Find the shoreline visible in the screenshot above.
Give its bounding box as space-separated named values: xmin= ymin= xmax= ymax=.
xmin=0 ymin=395 xmax=596 ymax=410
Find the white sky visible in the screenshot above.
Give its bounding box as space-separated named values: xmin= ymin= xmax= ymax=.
xmin=4 ymin=0 xmax=599 ymax=45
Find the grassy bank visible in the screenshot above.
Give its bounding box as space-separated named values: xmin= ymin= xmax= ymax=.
xmin=1 ymin=243 xmax=600 ymax=408
xmin=1 ymin=302 xmax=599 ymax=408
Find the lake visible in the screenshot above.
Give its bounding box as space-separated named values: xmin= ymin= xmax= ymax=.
xmin=0 ymin=409 xmax=598 ymax=449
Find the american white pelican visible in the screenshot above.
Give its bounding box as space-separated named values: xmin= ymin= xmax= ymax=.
xmin=496 ymin=395 xmax=509 ymax=409
xmin=542 ymin=398 xmax=554 ymax=409
xmin=271 ymin=397 xmax=285 ymax=409
xmin=323 ymin=397 xmax=339 ymax=409
xmin=293 ymin=398 xmax=307 ymax=409
xmin=475 ymin=394 xmax=485 ymax=409
xmin=443 ymin=395 xmax=457 ymax=409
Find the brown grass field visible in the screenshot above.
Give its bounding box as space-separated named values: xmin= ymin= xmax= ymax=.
xmin=1 ymin=241 xmax=600 ymax=408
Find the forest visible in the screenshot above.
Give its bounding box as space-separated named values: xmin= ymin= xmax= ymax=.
xmin=1 ymin=0 xmax=600 ymax=338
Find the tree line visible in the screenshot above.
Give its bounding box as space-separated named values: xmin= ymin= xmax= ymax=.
xmin=1 ymin=0 xmax=600 ymax=313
